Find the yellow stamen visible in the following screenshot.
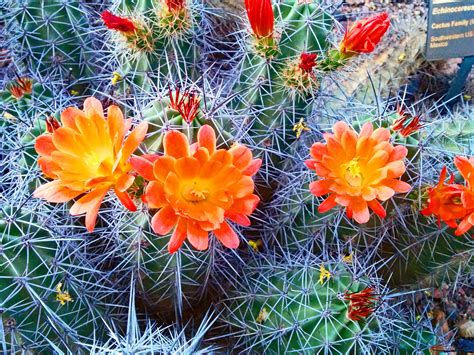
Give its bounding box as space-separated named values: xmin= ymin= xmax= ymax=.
xmin=319 ymin=264 xmax=331 ymax=284
xmin=55 ymin=282 xmax=73 ymax=306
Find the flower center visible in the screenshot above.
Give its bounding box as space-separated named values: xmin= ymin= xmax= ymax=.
xmin=344 ymin=158 xmax=363 ymax=187
xmin=182 ymin=181 xmax=208 ymax=203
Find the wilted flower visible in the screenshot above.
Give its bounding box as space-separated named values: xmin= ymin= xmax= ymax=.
xmin=169 ymin=87 xmax=200 ymax=124
xmin=34 ymin=97 xmax=148 ymax=232
xmin=131 ymin=125 xmax=261 ymax=253
xmin=422 ymin=157 xmax=474 ymax=236
xmin=245 ymin=0 xmax=274 ymax=39
xmin=306 ymin=121 xmax=411 ymax=223
xmin=101 ymin=10 xmax=136 ymax=33
xmin=392 ymin=107 xmax=422 ymax=137
xmin=340 ymin=13 xmax=390 ymax=57
xmin=345 ymin=287 xmax=379 ymax=321
xmin=8 ymin=77 xmax=32 ymax=99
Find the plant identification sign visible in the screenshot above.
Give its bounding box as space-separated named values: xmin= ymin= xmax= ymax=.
xmin=426 ymin=0 xmax=474 ymax=60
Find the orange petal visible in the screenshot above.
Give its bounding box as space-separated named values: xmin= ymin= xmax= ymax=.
xmin=70 ymin=186 xmax=109 ymax=232
xmin=229 ymin=144 xmax=252 ymax=170
xmin=114 ymin=188 xmax=137 ymax=211
xmin=455 ymin=216 xmax=473 ymax=236
xmin=175 ymin=157 xmax=199 ymax=179
xmin=151 ymin=206 xmax=178 ymax=235
xmin=386 ymin=161 xmax=406 ymax=178
xmin=318 ymin=194 xmax=337 ymax=213
xmin=225 ymin=211 xmax=251 ymax=227
xmin=455 ymin=156 xmax=474 ymax=186
xmin=168 ymin=217 xmax=188 ymax=253
xmin=368 ymin=200 xmax=386 ymax=219
xmin=145 ymin=181 xmax=167 ymax=209
xmin=120 ymin=122 xmax=148 ymax=163
xmin=35 ymin=135 xmax=56 ymax=156
xmin=107 ymin=105 xmax=125 ymax=151
xmin=383 ymin=179 xmax=411 ymax=193
xmin=214 ymin=221 xmax=240 ymax=249
xmin=242 ymin=159 xmax=262 ymax=176
xmin=130 ymin=156 xmax=155 ymax=181
xmin=229 ymin=195 xmax=260 ymax=215
xmin=389 ymin=145 xmax=408 ymax=162
xmin=371 ymin=127 xmax=390 ymax=142
xmin=51 ymin=127 xmax=81 ymax=156
xmin=61 ymin=107 xmax=83 ymax=129
xmin=228 ymin=176 xmax=254 ymax=199
xmin=164 ymin=130 xmax=190 ymax=158
xmin=116 ymin=174 xmax=134 ymax=192
xmin=333 ymin=121 xmax=350 ymax=139
xmin=376 ymin=186 xmax=394 ymax=201
xmin=83 ymin=97 xmax=104 ymax=118
xmin=153 ymin=156 xmax=175 ymax=182
xmin=37 ymin=157 xmax=59 ymax=179
xmin=309 ymin=180 xmax=331 ymax=196
xmin=359 ymin=122 xmax=373 ymax=137
xmin=187 ymin=222 xmax=209 ymax=250
xmin=198 ymin=125 xmax=216 ymax=155
xmin=351 ymin=201 xmax=370 ymax=224
xmin=34 ymin=180 xmax=82 ymax=203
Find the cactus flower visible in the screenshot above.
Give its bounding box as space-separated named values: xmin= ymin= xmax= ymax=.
xmin=299 ymin=52 xmax=318 ymax=73
xmin=345 ymin=287 xmax=379 ymax=321
xmin=34 ymin=97 xmax=148 ymax=232
xmin=169 ymin=87 xmax=200 ymax=124
xmin=101 ymin=10 xmax=136 ymax=33
xmin=8 ymin=77 xmax=32 ymax=99
xmin=392 ymin=107 xmax=422 ymax=137
xmin=306 ymin=121 xmax=411 ymax=224
xmin=245 ymin=0 xmax=274 ymax=39
xmin=340 ymin=12 xmax=390 ymax=57
xmin=422 ymin=157 xmax=474 ymax=236
xmin=131 ymin=125 xmax=261 ymax=253
xmin=165 ymin=0 xmax=185 ymax=11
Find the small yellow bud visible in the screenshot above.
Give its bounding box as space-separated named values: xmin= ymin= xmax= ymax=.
xmin=256 ymin=307 xmax=269 ymax=324
xmin=248 ymin=239 xmax=263 ymax=252
xmin=55 ymin=282 xmax=73 ymax=306
xmin=319 ymin=264 xmax=331 ymax=284
xmin=293 ymin=118 xmax=310 ymax=139
xmin=342 ymin=253 xmax=353 ymax=264
xmin=111 ymin=72 xmax=122 ymax=85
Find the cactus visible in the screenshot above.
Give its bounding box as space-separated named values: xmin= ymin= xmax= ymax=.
xmin=2 ymin=1 xmax=103 ymax=94
xmin=101 ymin=0 xmax=203 ymax=95
xmin=0 ymin=203 xmax=109 ymax=353
xmin=220 ymin=253 xmax=437 ymax=353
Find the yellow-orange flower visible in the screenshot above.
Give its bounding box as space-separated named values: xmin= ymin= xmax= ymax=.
xmin=131 ymin=125 xmax=261 ymax=253
xmin=305 ymin=121 xmax=411 ymax=223
xmin=34 ymin=97 xmax=148 ymax=232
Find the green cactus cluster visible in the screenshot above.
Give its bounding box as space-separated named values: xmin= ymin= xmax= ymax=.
xmin=0 ymin=0 xmax=472 ymax=353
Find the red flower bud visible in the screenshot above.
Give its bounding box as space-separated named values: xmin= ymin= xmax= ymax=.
xmin=46 ymin=116 xmax=61 ymax=133
xmin=165 ymin=0 xmax=186 ymax=12
xmin=101 ymin=10 xmax=136 ymax=33
xmin=392 ymin=107 xmax=422 ymax=137
xmin=299 ymin=52 xmax=318 ymax=73
xmin=244 ymin=0 xmax=274 ymax=39
xmin=340 ymin=12 xmax=390 ymax=56
xmin=345 ymin=287 xmax=379 ymax=321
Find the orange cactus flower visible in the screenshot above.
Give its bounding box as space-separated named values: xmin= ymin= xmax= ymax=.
xmin=422 ymin=157 xmax=474 ymax=236
xmin=245 ymin=0 xmax=274 ymax=39
xmin=340 ymin=12 xmax=390 ymax=57
xmin=34 ymin=97 xmax=148 ymax=232
xmin=130 ymin=125 xmax=261 ymax=253
xmin=305 ymin=121 xmax=411 ymax=223
xmin=101 ymin=10 xmax=136 ymax=33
